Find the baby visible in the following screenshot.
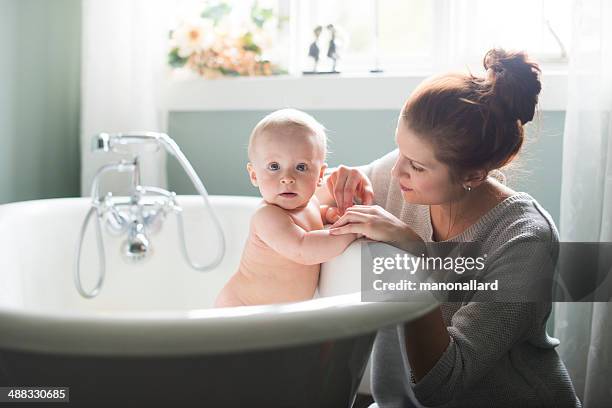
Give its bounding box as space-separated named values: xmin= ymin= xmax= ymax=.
xmin=215 ymin=109 xmax=357 ymax=307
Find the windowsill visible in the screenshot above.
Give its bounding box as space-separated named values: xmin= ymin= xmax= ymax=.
xmin=163 ymin=70 xmax=568 ymax=112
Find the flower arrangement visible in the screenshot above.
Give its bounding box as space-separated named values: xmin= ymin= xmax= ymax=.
xmin=168 ymin=1 xmax=286 ymax=78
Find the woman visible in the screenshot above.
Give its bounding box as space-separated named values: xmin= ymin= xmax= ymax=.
xmin=319 ymin=49 xmax=580 ymax=407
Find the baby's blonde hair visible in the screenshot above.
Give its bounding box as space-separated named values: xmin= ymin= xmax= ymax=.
xmin=248 ymin=108 xmax=327 ymax=160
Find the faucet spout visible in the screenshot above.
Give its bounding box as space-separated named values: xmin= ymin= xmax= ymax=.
xmin=122 ymin=221 xmax=151 ymax=262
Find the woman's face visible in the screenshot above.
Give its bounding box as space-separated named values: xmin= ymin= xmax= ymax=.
xmin=391 ymin=119 xmax=463 ymax=205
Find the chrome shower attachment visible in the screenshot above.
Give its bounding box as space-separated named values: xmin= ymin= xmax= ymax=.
xmin=74 ymin=131 xmax=226 ymax=299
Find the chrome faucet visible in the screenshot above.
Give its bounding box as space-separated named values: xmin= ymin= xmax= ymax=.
xmin=74 ymin=131 xmax=226 ymax=299
xmin=123 ymin=220 xmax=150 ymax=262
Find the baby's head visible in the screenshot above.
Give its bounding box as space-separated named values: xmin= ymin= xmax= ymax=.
xmin=247 ymin=109 xmax=328 ymax=210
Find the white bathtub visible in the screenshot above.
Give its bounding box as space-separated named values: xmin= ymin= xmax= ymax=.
xmin=0 ymin=196 xmax=436 ymax=407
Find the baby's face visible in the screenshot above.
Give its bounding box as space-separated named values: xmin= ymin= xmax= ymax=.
xmin=248 ymin=128 xmax=327 ymax=210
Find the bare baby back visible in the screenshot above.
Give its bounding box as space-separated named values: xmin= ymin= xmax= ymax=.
xmin=215 ymin=200 xmax=324 ymax=307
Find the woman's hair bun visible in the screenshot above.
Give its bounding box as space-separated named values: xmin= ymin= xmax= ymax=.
xmin=483 ymin=48 xmax=542 ymax=125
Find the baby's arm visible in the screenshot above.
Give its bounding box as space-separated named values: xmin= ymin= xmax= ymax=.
xmin=253 ymin=205 xmax=357 ymax=265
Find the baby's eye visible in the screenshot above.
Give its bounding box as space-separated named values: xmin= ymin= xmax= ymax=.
xmin=296 ymin=163 xmax=308 ymax=172
xmin=268 ymin=162 xmax=280 ymax=171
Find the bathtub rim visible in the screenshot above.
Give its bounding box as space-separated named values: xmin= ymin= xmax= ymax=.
xmin=0 ymin=292 xmax=439 ymax=356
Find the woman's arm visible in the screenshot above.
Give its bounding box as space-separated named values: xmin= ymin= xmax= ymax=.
xmin=403 ymin=237 xmax=555 ymax=406
xmin=253 ymin=204 xmax=357 ymax=265
xmin=328 ymin=204 xmax=451 ymax=382
xmin=329 ymin=203 xmax=451 ymax=378
xmin=403 ymin=307 xmax=450 ymax=381
xmin=405 ymin=301 xmax=539 ymax=406
xmin=328 ymin=206 xmax=553 ymax=405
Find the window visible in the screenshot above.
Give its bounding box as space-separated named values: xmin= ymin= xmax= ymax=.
xmin=169 ymin=0 xmax=572 ymax=77
xmin=293 ymin=0 xmax=571 ymax=73
xmin=295 ymin=0 xmax=434 ymax=73
xmin=447 ymin=0 xmax=571 ymax=63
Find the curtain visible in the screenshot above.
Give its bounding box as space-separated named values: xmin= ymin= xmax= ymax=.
xmin=80 ymin=0 xmax=173 ymax=196
xmin=556 ymin=0 xmax=612 ymax=406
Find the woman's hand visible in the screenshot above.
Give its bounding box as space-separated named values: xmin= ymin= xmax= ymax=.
xmin=326 ymin=166 xmax=374 ymax=215
xmin=329 ymin=205 xmax=424 ymax=251
xmin=322 ymin=206 xmax=341 ymax=224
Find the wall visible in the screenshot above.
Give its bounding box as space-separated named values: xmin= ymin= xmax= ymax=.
xmin=0 ymin=0 xmax=81 ymax=204
xmin=168 ymin=110 xmax=565 ymax=224
xmin=0 ymin=0 xmax=565 ymax=227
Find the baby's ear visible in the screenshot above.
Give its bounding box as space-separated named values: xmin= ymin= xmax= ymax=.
xmin=246 ymin=162 xmax=258 ymax=187
xmin=317 ymin=163 xmax=328 ymax=186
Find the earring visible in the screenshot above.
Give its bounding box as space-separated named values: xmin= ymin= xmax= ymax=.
xmin=463 ymin=185 xmax=472 ymax=192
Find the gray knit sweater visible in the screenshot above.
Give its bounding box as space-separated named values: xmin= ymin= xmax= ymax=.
xmin=364 ymin=150 xmax=581 ymax=408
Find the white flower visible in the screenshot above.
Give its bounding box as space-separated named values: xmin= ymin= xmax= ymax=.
xmin=251 ymin=28 xmax=275 ymax=51
xmin=215 ymin=18 xmax=248 ymax=41
xmin=172 ymin=19 xmax=215 ymax=58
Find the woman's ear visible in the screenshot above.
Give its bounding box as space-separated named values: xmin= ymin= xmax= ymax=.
xmin=246 ymin=163 xmax=258 ymax=187
xmin=318 ymin=163 xmax=328 ymax=186
xmin=462 ymin=169 xmax=488 ymax=189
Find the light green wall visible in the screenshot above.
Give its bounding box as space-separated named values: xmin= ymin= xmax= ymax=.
xmin=0 ymin=0 xmax=17 ymax=203
xmin=0 ymin=0 xmax=81 ymax=204
xmin=167 ymin=110 xmax=398 ymax=200
xmin=168 ymin=110 xmax=565 ymax=224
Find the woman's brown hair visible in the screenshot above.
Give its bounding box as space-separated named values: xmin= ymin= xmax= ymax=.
xmin=401 ymin=48 xmax=542 ymax=181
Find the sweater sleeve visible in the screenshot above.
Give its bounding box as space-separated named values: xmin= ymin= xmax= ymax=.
xmin=405 ymin=234 xmax=557 ymax=406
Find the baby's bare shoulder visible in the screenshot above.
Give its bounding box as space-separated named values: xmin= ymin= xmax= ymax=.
xmin=252 ymin=203 xmax=294 ymax=228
